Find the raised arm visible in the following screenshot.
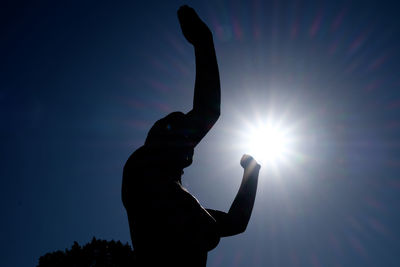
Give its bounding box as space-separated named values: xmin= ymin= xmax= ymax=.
xmin=207 ymin=155 xmax=260 ymax=237
xmin=178 ymin=5 xmax=221 ymax=146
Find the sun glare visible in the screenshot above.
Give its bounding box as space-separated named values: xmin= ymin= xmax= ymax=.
xmin=243 ymin=121 xmax=292 ymax=166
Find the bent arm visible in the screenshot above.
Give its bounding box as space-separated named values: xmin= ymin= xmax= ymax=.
xmin=186 ymin=39 xmax=221 ymax=146
xmin=192 ymin=38 xmax=221 ymax=116
xmin=178 ymin=5 xmax=221 ymax=146
xmin=208 ymin=157 xmax=260 ymax=237
xmin=227 ymin=162 xmax=260 ymax=234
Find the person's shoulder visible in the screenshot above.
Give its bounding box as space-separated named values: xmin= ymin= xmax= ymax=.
xmin=122 ymin=146 xmax=152 ymax=201
xmin=132 ymin=145 xmax=148 ymax=157
xmin=123 ymin=146 xmax=150 ymax=179
xmin=125 ymin=145 xmax=150 ymax=165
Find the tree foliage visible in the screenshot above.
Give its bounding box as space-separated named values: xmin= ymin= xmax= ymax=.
xmin=38 ymin=237 xmax=135 ymax=267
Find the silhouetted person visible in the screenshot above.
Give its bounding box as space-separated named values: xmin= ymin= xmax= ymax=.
xmin=122 ymin=5 xmax=261 ymax=267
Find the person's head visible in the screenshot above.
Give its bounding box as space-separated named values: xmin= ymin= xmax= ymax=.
xmin=145 ymin=112 xmax=194 ymax=170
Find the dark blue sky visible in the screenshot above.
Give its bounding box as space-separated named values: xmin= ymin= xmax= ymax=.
xmin=2 ymin=0 xmax=400 ymax=266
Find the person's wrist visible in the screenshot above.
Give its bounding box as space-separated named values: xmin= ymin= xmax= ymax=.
xmin=244 ymin=162 xmax=260 ymax=171
xmin=242 ymin=156 xmax=261 ymax=170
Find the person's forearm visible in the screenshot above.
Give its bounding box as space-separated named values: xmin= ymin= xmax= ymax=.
xmin=193 ymin=39 xmax=221 ymax=119
xmin=227 ymin=164 xmax=260 ymax=233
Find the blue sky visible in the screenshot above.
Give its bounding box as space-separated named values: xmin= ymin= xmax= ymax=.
xmin=1 ymin=0 xmax=400 ymax=266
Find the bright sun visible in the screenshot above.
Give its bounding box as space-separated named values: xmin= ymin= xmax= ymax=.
xmin=243 ymin=120 xmax=293 ymax=166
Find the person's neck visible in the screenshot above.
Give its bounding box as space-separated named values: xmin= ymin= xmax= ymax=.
xmin=163 ymin=168 xmax=183 ymax=183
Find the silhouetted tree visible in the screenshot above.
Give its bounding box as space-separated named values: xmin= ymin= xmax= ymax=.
xmin=38 ymin=237 xmax=135 ymax=267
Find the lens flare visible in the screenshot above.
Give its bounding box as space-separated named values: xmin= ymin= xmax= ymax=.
xmin=244 ymin=121 xmax=292 ymax=165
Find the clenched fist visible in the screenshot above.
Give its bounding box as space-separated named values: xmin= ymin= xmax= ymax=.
xmin=178 ymin=5 xmax=213 ymax=46
xmin=240 ymin=154 xmax=261 ymax=170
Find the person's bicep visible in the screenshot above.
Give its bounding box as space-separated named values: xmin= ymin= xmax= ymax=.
xmin=206 ymin=209 xmax=245 ymax=237
xmin=185 ymin=109 xmax=219 ymax=146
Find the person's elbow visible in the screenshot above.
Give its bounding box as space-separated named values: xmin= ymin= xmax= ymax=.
xmin=221 ymin=217 xmax=249 ymax=237
xmin=210 ymin=108 xmax=220 ymax=123
xmin=234 ymin=221 xmax=248 ymax=235
xmin=195 ymin=106 xmax=220 ymax=125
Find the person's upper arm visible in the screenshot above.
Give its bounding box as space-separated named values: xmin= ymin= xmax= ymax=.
xmin=206 ymin=209 xmax=245 ymax=237
xmin=185 ymin=109 xmax=220 ymax=147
